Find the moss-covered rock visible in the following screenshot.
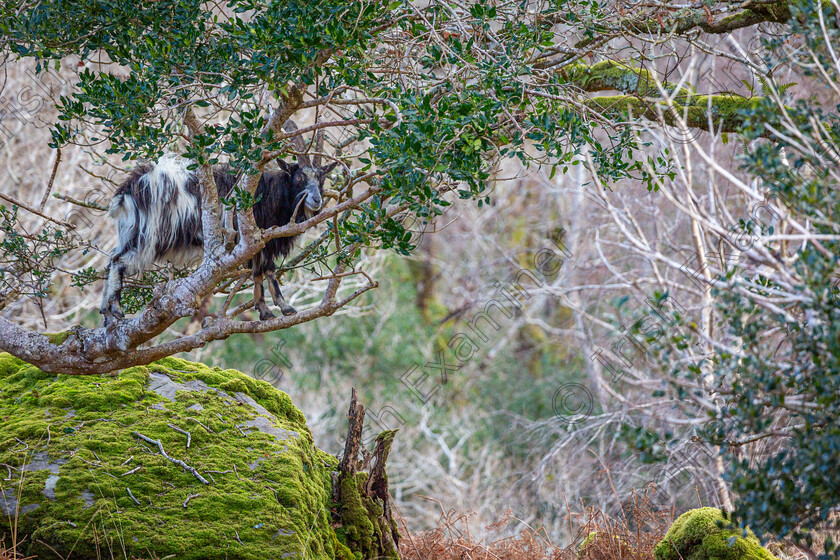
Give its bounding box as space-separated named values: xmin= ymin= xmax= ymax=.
xmin=654 ymin=508 xmax=777 ymax=560
xmin=0 ymin=353 xmax=378 ymax=560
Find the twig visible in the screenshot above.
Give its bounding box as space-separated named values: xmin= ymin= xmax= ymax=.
xmin=167 ymin=423 xmax=192 ymax=448
xmin=236 ymin=425 xmax=249 ymax=437
xmin=126 ymin=487 xmax=141 ymax=505
xmin=39 ymin=148 xmax=61 ymax=211
xmin=0 ymin=191 xmax=75 ymax=229
xmin=133 ymin=431 xmax=210 ymax=485
xmin=52 ymin=192 xmax=108 ymax=212
xmin=121 ymin=455 xmax=134 ymax=466
xmin=183 ymin=493 xmax=201 ymax=508
xmin=185 ymin=417 xmax=213 ymax=433
xmin=121 ymin=465 xmax=142 ymax=476
xmin=0 ymin=463 xmax=19 ymax=480
xmin=234 ymin=530 xmax=244 ymax=546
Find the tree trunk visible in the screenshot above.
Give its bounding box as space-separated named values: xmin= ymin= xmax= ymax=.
xmin=333 ymin=388 xmax=401 ymax=559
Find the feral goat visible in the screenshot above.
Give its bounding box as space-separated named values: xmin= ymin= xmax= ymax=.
xmin=100 ymin=127 xmax=337 ymax=326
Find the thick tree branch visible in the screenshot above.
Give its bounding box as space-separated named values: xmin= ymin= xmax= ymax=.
xmin=552 ymin=61 xmax=764 ymax=133
xmin=541 ymin=0 xmax=797 ymax=69
xmin=588 ymin=93 xmax=760 ymax=134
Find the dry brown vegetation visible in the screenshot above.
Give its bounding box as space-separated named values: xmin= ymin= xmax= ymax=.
xmin=397 ymin=492 xmax=836 ymax=560
xmin=398 ymin=490 xmax=673 ymax=560
xmin=0 ymin=537 xmax=34 ymax=560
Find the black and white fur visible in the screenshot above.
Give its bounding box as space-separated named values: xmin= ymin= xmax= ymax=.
xmin=101 ymin=146 xmax=337 ymax=326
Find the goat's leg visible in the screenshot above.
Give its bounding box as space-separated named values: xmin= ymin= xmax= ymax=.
xmin=222 ymin=208 xmax=237 ymax=251
xmin=100 ymin=262 xmax=111 ymax=317
xmin=265 ymin=267 xmax=297 ymax=316
xmin=100 ymin=257 xmax=126 ymax=327
xmin=253 ymin=272 xmax=276 ymax=321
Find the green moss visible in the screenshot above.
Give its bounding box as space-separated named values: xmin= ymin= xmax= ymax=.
xmin=0 ymin=353 xmax=385 ymax=560
xmin=338 ymin=474 xmax=377 ymax=553
xmin=579 ymin=531 xmax=598 ymax=550
xmin=559 ymin=61 xmax=692 ymax=98
xmin=0 ymin=353 xmax=24 ymax=377
xmin=220 ymin=378 xmax=250 ymax=394
xmin=145 ymin=358 xmax=308 ymax=436
xmin=44 ymin=331 xmax=71 ymax=345
xmin=654 ymin=508 xmax=778 ymax=560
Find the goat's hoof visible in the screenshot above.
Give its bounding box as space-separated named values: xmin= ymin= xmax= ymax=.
xmin=259 ymin=309 xmax=276 ymax=321
xmin=102 ymin=311 xmax=120 ymax=328
xmin=280 ymin=305 xmax=297 ymax=316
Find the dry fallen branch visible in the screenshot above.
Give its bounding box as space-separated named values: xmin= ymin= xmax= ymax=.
xmin=167 ymin=423 xmax=191 ymax=448
xmin=126 ymin=487 xmax=141 ymax=506
xmin=185 ymin=417 xmax=213 ymax=433
xmin=133 ymin=431 xmax=209 ymax=485
xmin=183 ymin=493 xmax=201 ymax=508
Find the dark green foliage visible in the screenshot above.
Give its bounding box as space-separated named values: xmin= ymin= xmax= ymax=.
xmin=708 ymin=3 xmax=840 ymax=553
xmin=0 ymin=0 xmax=683 ymax=275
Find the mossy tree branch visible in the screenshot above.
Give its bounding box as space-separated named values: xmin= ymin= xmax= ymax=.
xmin=622 ymin=1 xmax=793 ymax=35
xmin=589 ymin=94 xmax=761 ymax=134
xmin=556 ymin=61 xmax=762 ymax=134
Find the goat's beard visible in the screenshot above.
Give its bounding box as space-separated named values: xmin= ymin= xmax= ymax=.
xmin=304 ymin=205 xmax=320 ymax=220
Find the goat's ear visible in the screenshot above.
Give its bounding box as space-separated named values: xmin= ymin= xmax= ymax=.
xmin=276 ymin=159 xmax=292 ymax=173
xmin=322 ymin=162 xmax=339 ymax=174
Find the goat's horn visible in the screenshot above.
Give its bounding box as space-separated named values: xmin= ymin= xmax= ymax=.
xmin=313 ymin=130 xmax=325 ymax=167
xmin=282 ymin=119 xmax=311 ymax=167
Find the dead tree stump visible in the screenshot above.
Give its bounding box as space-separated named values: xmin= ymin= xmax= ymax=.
xmin=333 ymin=388 xmax=401 ymax=559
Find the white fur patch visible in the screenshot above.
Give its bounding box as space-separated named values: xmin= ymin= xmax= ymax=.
xmin=108 ymin=154 xmax=202 ymax=275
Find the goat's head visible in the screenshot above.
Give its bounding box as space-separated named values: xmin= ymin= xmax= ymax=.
xmin=281 ymin=121 xmax=338 ymax=216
